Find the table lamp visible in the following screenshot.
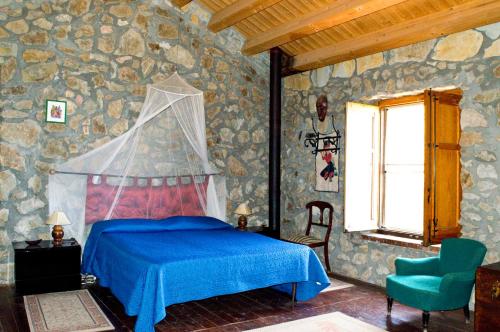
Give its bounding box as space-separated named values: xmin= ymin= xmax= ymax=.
xmin=46 ymin=212 xmax=71 ymax=245
xmin=235 ymin=203 xmax=252 ymax=229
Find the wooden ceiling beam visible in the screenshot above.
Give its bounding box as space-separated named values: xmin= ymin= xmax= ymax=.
xmin=171 ymin=0 xmax=192 ymax=7
xmin=208 ymin=0 xmax=283 ymax=33
xmin=243 ymin=0 xmax=409 ymax=55
xmin=291 ymin=0 xmax=500 ymax=72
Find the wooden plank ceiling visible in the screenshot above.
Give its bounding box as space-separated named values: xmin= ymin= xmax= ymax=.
xmin=173 ymin=0 xmax=500 ymax=73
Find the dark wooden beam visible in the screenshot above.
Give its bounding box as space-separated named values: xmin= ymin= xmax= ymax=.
xmin=269 ymin=47 xmax=282 ymax=238
xmin=281 ymin=50 xmax=301 ymax=77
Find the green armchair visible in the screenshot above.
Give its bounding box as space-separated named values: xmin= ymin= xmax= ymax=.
xmin=386 ymin=238 xmax=487 ymax=331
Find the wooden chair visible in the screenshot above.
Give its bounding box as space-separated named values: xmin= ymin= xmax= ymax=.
xmin=282 ymin=201 xmax=334 ymax=272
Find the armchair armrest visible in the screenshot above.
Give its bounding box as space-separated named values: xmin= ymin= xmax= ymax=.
xmin=395 ymin=256 xmax=440 ymax=276
xmin=439 ymin=271 xmax=476 ymax=292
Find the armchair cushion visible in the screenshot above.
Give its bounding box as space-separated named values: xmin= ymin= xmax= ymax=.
xmin=387 ymin=275 xmax=442 ymax=311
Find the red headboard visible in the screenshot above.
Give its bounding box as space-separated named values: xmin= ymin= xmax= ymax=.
xmin=85 ymin=176 xmax=209 ymax=224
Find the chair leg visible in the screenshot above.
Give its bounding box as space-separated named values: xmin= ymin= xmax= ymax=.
xmin=323 ymin=244 xmax=331 ymax=273
xmin=291 ymin=282 xmax=297 ymax=310
xmin=463 ymin=305 xmax=470 ymax=324
xmin=387 ymin=297 xmax=393 ymax=316
xmin=422 ymin=311 xmax=430 ymax=332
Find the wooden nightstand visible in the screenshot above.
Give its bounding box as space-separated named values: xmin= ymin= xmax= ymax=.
xmin=237 ymin=225 xmax=272 ymax=236
xmin=13 ymin=238 xmax=81 ymax=295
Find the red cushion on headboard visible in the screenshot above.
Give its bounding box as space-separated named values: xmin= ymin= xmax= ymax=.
xmin=85 ymin=176 xmax=208 ymax=224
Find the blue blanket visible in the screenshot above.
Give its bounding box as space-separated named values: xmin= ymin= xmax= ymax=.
xmin=82 ymin=217 xmax=329 ymax=332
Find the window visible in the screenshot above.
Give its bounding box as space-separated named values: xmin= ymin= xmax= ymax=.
xmin=344 ymin=90 xmax=462 ymax=246
xmin=381 ymin=103 xmax=425 ymax=234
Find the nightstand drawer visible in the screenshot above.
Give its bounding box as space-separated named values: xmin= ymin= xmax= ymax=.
xmin=15 ymin=248 xmax=81 ymax=280
xmin=16 ymin=275 xmax=81 ymax=295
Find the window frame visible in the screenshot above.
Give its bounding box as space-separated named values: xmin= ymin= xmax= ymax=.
xmin=378 ymin=94 xmax=426 ymax=238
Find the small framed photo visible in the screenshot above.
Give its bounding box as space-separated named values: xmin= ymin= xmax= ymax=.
xmin=45 ymin=100 xmax=67 ymax=124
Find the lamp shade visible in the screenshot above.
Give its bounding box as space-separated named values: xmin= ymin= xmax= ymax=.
xmin=46 ymin=212 xmax=71 ymax=226
xmin=235 ymin=203 xmax=252 ymax=216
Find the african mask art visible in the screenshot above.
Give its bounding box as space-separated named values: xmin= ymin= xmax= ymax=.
xmin=316 ymin=95 xmax=328 ymax=122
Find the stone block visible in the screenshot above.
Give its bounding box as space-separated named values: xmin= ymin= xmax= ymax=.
xmin=432 ymin=30 xmax=483 ymax=61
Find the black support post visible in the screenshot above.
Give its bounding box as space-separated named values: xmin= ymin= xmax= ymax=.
xmin=269 ymin=47 xmax=282 ymax=239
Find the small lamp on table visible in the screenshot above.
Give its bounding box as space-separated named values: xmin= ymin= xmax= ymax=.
xmin=235 ymin=203 xmax=252 ymax=229
xmin=46 ymin=212 xmax=71 ymax=246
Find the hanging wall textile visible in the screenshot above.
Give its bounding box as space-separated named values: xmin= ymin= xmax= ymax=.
xmin=49 ymin=73 xmax=227 ymax=243
xmin=85 ymin=176 xmax=209 ymax=224
xmin=303 ymin=96 xmax=341 ymax=192
xmin=315 ymin=136 xmax=339 ymax=192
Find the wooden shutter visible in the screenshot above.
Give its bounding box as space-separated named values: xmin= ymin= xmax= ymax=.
xmin=423 ymin=90 xmax=462 ymax=245
xmin=344 ymin=102 xmax=380 ymax=232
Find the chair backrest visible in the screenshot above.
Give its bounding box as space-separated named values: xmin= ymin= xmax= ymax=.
xmin=439 ymin=238 xmax=487 ymax=275
xmin=305 ymin=201 xmax=334 ymax=243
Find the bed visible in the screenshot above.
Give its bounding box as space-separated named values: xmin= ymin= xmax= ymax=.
xmin=82 ymin=216 xmax=330 ymax=332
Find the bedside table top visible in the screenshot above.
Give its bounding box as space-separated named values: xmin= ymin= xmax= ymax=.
xmin=12 ymin=238 xmax=80 ymax=251
xmin=479 ymin=262 xmax=500 ymax=272
xmin=237 ymin=225 xmax=270 ymax=233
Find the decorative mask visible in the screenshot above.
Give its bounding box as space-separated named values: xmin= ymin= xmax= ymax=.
xmin=316 ymin=95 xmax=328 ymax=122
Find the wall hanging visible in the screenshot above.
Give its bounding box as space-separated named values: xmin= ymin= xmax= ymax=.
xmin=303 ymin=95 xmax=340 ymax=192
xmin=45 ymin=100 xmax=67 ymax=124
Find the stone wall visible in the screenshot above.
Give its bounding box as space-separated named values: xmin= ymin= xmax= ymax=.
xmin=282 ymin=24 xmax=500 ymax=286
xmin=0 ymin=0 xmax=270 ymax=284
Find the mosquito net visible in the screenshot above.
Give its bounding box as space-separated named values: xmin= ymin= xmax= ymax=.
xmin=48 ymin=72 xmax=227 ymax=243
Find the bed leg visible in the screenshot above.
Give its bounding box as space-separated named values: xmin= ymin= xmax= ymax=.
xmin=291 ymin=282 xmax=297 ymax=310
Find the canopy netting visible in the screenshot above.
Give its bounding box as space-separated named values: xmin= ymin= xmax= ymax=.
xmin=48 ymin=73 xmax=227 ymax=244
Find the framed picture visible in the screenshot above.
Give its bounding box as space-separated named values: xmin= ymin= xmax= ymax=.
xmin=315 ymin=136 xmax=339 ymax=192
xmin=45 ymin=100 xmax=67 ymax=124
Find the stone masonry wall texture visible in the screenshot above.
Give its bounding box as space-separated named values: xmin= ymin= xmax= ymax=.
xmin=282 ymin=24 xmax=500 ymax=287
xmin=0 ymin=0 xmax=270 ymax=284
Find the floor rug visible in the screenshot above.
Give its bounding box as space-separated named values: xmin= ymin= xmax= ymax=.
xmin=245 ymin=312 xmax=386 ymax=332
xmin=24 ymin=289 xmax=114 ymax=332
xmin=320 ymin=277 xmax=354 ymax=293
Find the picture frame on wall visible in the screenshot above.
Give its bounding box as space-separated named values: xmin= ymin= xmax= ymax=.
xmin=45 ymin=100 xmax=67 ymax=124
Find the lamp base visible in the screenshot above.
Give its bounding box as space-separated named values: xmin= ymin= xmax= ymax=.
xmin=237 ymin=215 xmax=248 ymax=229
xmin=51 ymin=225 xmax=64 ymax=246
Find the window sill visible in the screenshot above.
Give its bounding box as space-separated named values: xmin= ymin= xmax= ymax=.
xmin=361 ymin=232 xmax=440 ymax=253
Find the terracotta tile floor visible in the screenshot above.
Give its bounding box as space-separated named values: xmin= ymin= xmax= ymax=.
xmin=0 ymin=275 xmax=473 ymax=332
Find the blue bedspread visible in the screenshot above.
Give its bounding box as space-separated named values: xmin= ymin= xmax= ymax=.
xmin=82 ymin=217 xmax=329 ymax=332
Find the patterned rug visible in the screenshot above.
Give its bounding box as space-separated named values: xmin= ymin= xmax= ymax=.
xmin=245 ymin=312 xmax=386 ymax=331
xmin=24 ymin=289 xmax=114 ymax=332
xmin=320 ymin=277 xmax=354 ymax=293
